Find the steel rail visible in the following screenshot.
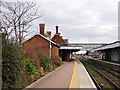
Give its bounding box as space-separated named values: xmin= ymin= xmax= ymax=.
xmin=90 ymin=58 xmax=120 ymax=67
xmin=88 ymin=62 xmax=120 ymax=78
xmin=89 ymin=59 xmax=120 ymax=73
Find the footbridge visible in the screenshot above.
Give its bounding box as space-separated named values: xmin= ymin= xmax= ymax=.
xmin=68 ymin=43 xmax=107 ymax=51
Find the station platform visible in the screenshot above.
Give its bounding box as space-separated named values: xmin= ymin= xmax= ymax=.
xmin=70 ymin=59 xmax=97 ymax=89
xmin=25 ymin=59 xmax=97 ymax=89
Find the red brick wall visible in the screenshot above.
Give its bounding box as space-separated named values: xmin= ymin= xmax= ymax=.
xmin=52 ymin=35 xmax=66 ymax=45
xmin=51 ymin=46 xmax=59 ymax=58
xmin=22 ymin=35 xmax=59 ymax=70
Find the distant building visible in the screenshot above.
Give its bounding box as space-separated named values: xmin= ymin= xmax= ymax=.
xmin=22 ymin=24 xmax=59 ymax=70
xmin=94 ymin=41 xmax=120 ymax=62
xmin=51 ymin=25 xmax=68 ymax=46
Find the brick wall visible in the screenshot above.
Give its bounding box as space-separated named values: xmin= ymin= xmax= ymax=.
xmin=52 ymin=35 xmax=66 ymax=45
xmin=23 ymin=35 xmax=59 ymax=70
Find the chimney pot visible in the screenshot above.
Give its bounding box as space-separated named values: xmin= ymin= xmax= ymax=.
xmin=47 ymin=31 xmax=51 ymax=36
xmin=56 ymin=25 xmax=58 ymax=34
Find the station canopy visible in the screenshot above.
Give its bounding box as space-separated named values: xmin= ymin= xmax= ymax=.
xmin=94 ymin=41 xmax=120 ymax=51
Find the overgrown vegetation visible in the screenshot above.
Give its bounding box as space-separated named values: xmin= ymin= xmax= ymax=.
xmin=24 ymin=58 xmax=40 ymax=79
xmin=1 ymin=0 xmax=45 ymax=88
xmin=2 ymin=34 xmax=26 ymax=88
xmin=40 ymin=57 xmax=62 ymax=74
xmin=2 ymin=33 xmax=63 ymax=88
xmin=52 ymin=56 xmax=62 ymax=66
xmin=40 ymin=58 xmax=52 ymax=71
xmin=36 ymin=49 xmax=63 ymax=74
xmin=2 ymin=34 xmax=40 ymax=88
xmin=1 ymin=0 xmax=63 ymax=89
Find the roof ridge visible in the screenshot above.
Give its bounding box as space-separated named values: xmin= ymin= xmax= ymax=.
xmin=22 ymin=33 xmax=59 ymax=46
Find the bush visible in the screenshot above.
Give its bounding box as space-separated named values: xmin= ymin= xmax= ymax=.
xmin=38 ymin=67 xmax=44 ymax=76
xmin=40 ymin=58 xmax=53 ymax=72
xmin=52 ymin=56 xmax=62 ymax=66
xmin=24 ymin=58 xmax=40 ymax=79
xmin=2 ymin=40 xmax=24 ymax=88
xmin=58 ymin=57 xmax=62 ymax=65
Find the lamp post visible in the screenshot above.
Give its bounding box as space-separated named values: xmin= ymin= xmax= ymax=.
xmin=49 ymin=35 xmax=51 ymax=60
xmin=70 ymin=49 xmax=72 ymax=61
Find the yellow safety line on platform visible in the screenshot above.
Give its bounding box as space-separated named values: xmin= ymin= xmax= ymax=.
xmin=69 ymin=59 xmax=79 ymax=89
xmin=69 ymin=60 xmax=76 ymax=88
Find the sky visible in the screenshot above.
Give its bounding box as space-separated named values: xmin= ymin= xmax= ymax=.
xmin=8 ymin=0 xmax=120 ymax=43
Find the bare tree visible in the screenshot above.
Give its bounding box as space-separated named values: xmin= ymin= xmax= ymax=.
xmin=1 ymin=0 xmax=44 ymax=46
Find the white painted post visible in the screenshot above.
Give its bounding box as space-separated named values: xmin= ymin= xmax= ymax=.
xmin=49 ymin=35 xmax=51 ymax=59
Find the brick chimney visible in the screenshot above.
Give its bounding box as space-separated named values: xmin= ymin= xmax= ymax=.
xmin=47 ymin=31 xmax=51 ymax=36
xmin=39 ymin=24 xmax=45 ymax=36
xmin=56 ymin=25 xmax=58 ymax=34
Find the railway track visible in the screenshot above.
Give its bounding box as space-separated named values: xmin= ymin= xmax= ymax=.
xmin=87 ymin=61 xmax=120 ymax=79
xmin=89 ymin=59 xmax=120 ymax=73
xmin=80 ymin=60 xmax=120 ymax=89
xmin=90 ymin=58 xmax=120 ymax=67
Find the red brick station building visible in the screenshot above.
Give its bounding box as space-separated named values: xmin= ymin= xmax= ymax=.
xmin=22 ymin=24 xmax=81 ymax=69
